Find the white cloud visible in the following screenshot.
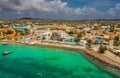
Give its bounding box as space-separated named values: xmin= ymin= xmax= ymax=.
xmin=74 ymin=6 xmax=100 ymax=15
xmin=115 ymin=3 xmax=120 ymax=11
xmin=108 ymin=3 xmax=120 ymax=16
xmin=0 ymin=0 xmax=105 ymax=19
xmin=0 ymin=0 xmax=101 ymax=15
xmin=0 ymin=0 xmax=68 ymax=12
xmin=107 ymin=8 xmax=116 ymax=16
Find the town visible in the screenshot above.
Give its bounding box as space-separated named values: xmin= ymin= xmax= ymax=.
xmin=0 ymin=19 xmax=120 ymax=57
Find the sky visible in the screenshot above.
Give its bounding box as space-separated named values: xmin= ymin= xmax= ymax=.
xmin=0 ymin=0 xmax=120 ymax=20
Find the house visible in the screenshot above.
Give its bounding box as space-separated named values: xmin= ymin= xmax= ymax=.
xmin=52 ymin=30 xmax=68 ymax=38
xmin=91 ymin=37 xmax=109 ymax=45
xmin=50 ymin=30 xmax=75 ymax=42
xmin=42 ymin=32 xmax=52 ymax=41
xmin=11 ymin=25 xmax=31 ymax=31
xmin=1 ymin=27 xmax=16 ymax=37
xmin=0 ymin=27 xmax=25 ymax=40
xmin=63 ymin=36 xmax=75 ymax=42
xmin=104 ymin=35 xmax=110 ymax=39
xmin=51 ymin=30 xmax=68 ymax=41
xmin=84 ymin=27 xmax=91 ymax=31
xmin=34 ymin=28 xmax=50 ymax=40
xmin=79 ymin=40 xmax=87 ymax=46
xmin=96 ymin=37 xmax=104 ymax=44
xmin=26 ymin=21 xmax=32 ymax=25
xmin=23 ymin=35 xmax=35 ymax=43
xmin=109 ymin=32 xmax=118 ymax=39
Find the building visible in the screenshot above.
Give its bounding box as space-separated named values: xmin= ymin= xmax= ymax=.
xmin=34 ymin=28 xmax=50 ymax=40
xmin=42 ymin=32 xmax=52 ymax=41
xmin=11 ymin=25 xmax=31 ymax=31
xmin=51 ymin=30 xmax=69 ymax=41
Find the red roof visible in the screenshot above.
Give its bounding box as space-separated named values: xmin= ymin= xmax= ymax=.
xmin=26 ymin=21 xmax=32 ymax=25
xmin=109 ymin=32 xmax=117 ymax=38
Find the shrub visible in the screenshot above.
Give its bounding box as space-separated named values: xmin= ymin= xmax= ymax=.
xmin=98 ymin=45 xmax=107 ymax=53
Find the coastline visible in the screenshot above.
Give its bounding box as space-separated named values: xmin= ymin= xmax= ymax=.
xmin=2 ymin=40 xmax=120 ymax=77
xmin=10 ymin=41 xmax=120 ymax=68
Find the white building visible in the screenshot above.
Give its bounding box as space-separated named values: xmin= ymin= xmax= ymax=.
xmin=42 ymin=32 xmax=52 ymax=41
xmin=34 ymin=28 xmax=50 ymax=40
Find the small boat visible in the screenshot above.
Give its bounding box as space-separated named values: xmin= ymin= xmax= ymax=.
xmin=2 ymin=42 xmax=8 ymax=45
xmin=2 ymin=51 xmax=11 ymax=56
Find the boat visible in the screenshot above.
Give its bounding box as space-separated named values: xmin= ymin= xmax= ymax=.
xmin=2 ymin=51 xmax=11 ymax=56
xmin=2 ymin=42 xmax=8 ymax=45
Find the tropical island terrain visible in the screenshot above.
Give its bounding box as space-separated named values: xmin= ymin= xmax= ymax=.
xmin=0 ymin=19 xmax=120 ymax=65
xmin=1 ymin=0 xmax=120 ymax=78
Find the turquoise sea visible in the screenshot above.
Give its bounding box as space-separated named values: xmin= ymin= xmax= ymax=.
xmin=0 ymin=44 xmax=118 ymax=78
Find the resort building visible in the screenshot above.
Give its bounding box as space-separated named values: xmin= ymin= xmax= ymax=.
xmin=11 ymin=25 xmax=31 ymax=31
xmin=42 ymin=32 xmax=52 ymax=41
xmin=63 ymin=36 xmax=75 ymax=43
xmin=34 ymin=28 xmax=50 ymax=40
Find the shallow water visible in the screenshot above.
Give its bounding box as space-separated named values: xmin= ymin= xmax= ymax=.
xmin=0 ymin=44 xmax=116 ymax=78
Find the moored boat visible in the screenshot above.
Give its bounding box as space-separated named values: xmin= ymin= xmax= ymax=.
xmin=2 ymin=51 xmax=11 ymax=56
xmin=2 ymin=42 xmax=8 ymax=45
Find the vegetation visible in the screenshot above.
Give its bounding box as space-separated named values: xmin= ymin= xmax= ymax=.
xmin=0 ymin=23 xmax=3 ymax=28
xmin=15 ymin=30 xmax=25 ymax=36
xmin=98 ymin=45 xmax=107 ymax=53
xmin=114 ymin=36 xmax=120 ymax=46
xmin=93 ymin=26 xmax=99 ymax=30
xmin=24 ymin=28 xmax=29 ymax=35
xmin=68 ymin=30 xmax=75 ymax=35
xmin=6 ymin=30 xmax=14 ymax=35
xmin=87 ymin=39 xmax=92 ymax=47
xmin=77 ymin=33 xmax=82 ymax=38
xmin=109 ymin=26 xmax=115 ymax=32
xmin=114 ymin=52 xmax=120 ymax=56
xmin=74 ymin=32 xmax=83 ymax=42
xmin=74 ymin=37 xmax=80 ymax=42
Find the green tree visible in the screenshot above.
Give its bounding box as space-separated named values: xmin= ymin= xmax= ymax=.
xmin=87 ymin=39 xmax=92 ymax=47
xmin=24 ymin=28 xmax=29 ymax=35
xmin=98 ymin=45 xmax=107 ymax=53
xmin=77 ymin=33 xmax=82 ymax=38
xmin=114 ymin=36 xmax=120 ymax=46
xmin=74 ymin=37 xmax=80 ymax=42
xmin=109 ymin=26 xmax=114 ymax=32
xmin=15 ymin=29 xmax=25 ymax=36
xmin=68 ymin=30 xmax=75 ymax=35
xmin=93 ymin=26 xmax=99 ymax=30
xmin=0 ymin=23 xmax=3 ymax=28
xmin=6 ymin=30 xmax=14 ymax=35
xmin=117 ymin=24 xmax=120 ymax=28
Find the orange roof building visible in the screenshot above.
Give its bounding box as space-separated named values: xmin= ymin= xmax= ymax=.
xmin=26 ymin=21 xmax=32 ymax=25
xmin=109 ymin=32 xmax=118 ymax=38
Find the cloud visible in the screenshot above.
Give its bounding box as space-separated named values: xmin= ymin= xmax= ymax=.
xmin=115 ymin=3 xmax=120 ymax=11
xmin=108 ymin=3 xmax=120 ymax=16
xmin=0 ymin=0 xmax=68 ymax=12
xmin=0 ymin=0 xmax=101 ymax=14
xmin=74 ymin=6 xmax=101 ymax=15
xmin=107 ymin=8 xmax=116 ymax=16
xmin=0 ymin=0 xmax=106 ymax=19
